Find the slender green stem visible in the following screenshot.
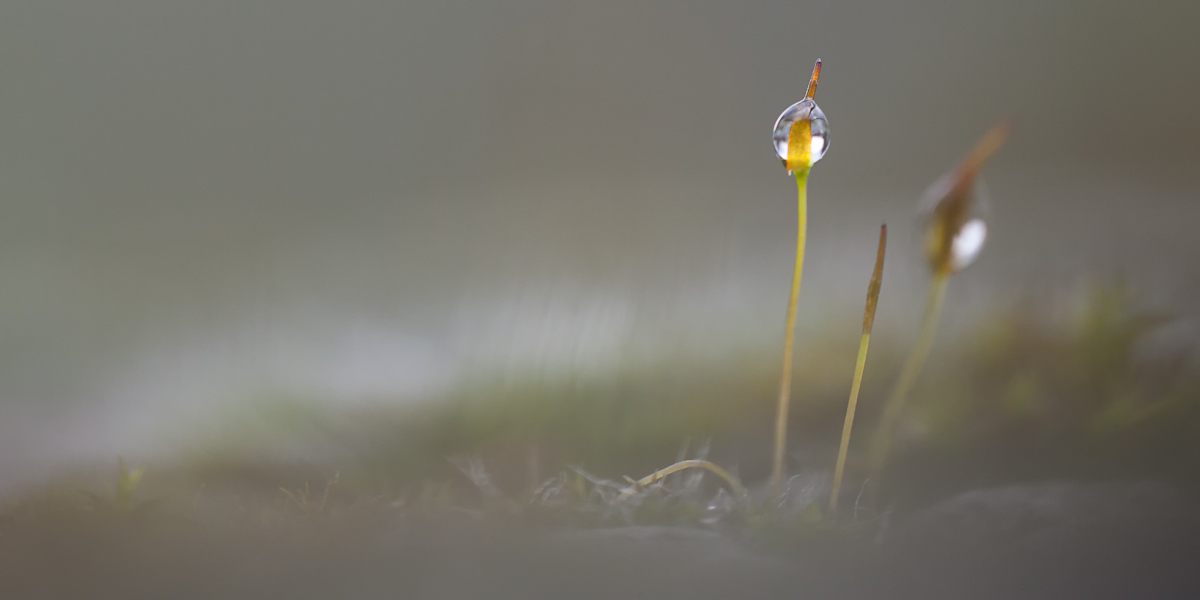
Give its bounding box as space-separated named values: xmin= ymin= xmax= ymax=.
xmin=770 ymin=169 xmax=809 ymax=504
xmin=830 ymin=332 xmax=871 ymax=510
xmin=618 ymin=460 xmax=747 ymax=500
xmin=868 ymin=271 xmax=950 ymax=483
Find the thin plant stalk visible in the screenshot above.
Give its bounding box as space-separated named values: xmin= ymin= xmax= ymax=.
xmin=770 ymin=167 xmax=809 ymax=504
xmin=865 ymin=121 xmax=1011 ymax=494
xmin=829 ymin=224 xmax=887 ymax=511
xmin=868 ymin=270 xmax=950 ymax=478
xmin=766 ymin=59 xmax=824 ymax=506
xmin=618 ymin=459 xmax=747 ymax=500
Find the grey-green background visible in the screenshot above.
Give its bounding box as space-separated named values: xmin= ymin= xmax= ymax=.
xmin=1 ymin=0 xmax=1198 ymax=489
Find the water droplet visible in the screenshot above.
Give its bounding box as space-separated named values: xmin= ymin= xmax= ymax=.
xmin=772 ymin=98 xmax=829 ymax=170
xmin=950 ymin=218 xmax=987 ymax=271
xmin=919 ymin=173 xmax=992 ymax=273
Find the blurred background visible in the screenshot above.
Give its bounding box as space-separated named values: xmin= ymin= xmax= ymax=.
xmin=1 ymin=0 xmax=1199 ymax=494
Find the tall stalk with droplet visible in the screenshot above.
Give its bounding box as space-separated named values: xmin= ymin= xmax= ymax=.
xmin=769 ymin=59 xmax=830 ymax=503
xmin=867 ymin=121 xmax=1013 ymax=489
xmin=829 ymin=224 xmax=887 ymax=511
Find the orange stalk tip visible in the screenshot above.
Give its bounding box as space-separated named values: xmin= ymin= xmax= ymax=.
xmin=805 ymin=59 xmax=822 ymax=99
xmin=963 ymin=118 xmax=1015 ymax=176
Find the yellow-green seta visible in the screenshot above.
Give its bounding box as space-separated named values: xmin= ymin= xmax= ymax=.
xmin=768 ymin=59 xmax=829 ymax=503
xmin=868 ymin=120 xmax=1013 ymax=498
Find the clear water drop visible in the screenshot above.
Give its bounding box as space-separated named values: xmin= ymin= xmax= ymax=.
xmin=919 ymin=173 xmax=992 ymax=273
xmin=950 ymin=218 xmax=987 ymax=271
xmin=772 ymin=98 xmax=829 ymax=168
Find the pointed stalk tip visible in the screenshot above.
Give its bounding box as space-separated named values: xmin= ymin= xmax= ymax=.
xmin=863 ymin=224 xmax=886 ymax=334
xmin=805 ymin=59 xmax=822 ymax=99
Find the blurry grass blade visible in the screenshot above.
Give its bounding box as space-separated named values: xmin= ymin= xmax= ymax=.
xmin=449 ymin=455 xmax=504 ymax=499
xmin=869 ymin=271 xmax=950 ymax=495
xmin=116 ymin=457 xmax=145 ymax=508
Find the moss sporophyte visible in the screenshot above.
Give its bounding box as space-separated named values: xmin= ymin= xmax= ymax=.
xmin=867 ymin=120 xmax=1013 ymax=497
xmin=618 ymin=59 xmax=830 ymax=511
xmin=619 ymin=61 xmax=1008 ymax=522
xmin=767 ymin=59 xmax=828 ymax=505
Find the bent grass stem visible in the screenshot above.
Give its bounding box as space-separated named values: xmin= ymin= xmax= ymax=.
xmin=618 ymin=459 xmax=747 ymax=500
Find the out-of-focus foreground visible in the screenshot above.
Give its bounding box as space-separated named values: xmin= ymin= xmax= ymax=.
xmin=2 ymin=0 xmax=1200 ymax=598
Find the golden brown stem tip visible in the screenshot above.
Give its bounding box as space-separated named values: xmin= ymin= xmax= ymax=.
xmin=863 ymin=224 xmax=886 ymax=334
xmin=805 ymin=59 xmax=822 ymax=99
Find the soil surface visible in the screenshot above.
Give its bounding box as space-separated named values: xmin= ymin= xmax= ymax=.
xmin=3 ymin=480 xmax=1198 ymax=599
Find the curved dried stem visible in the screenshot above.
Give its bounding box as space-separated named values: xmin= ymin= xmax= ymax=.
xmin=618 ymin=460 xmax=747 ymax=500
